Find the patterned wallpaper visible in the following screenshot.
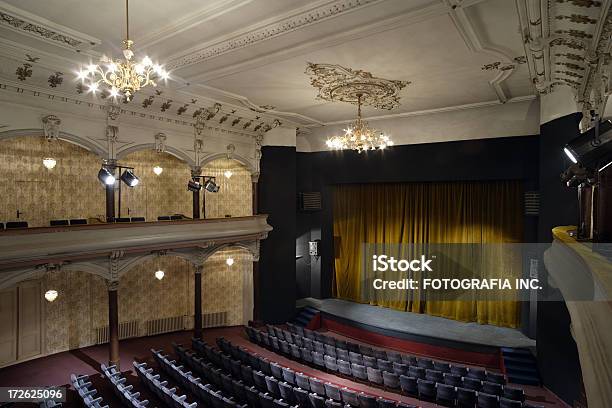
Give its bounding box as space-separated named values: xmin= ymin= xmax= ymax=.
xmin=0 ymin=136 xmax=106 ymax=227
xmin=203 ymin=158 xmax=253 ymax=218
xmin=0 ymin=137 xmax=254 ymax=359
xmin=42 ymin=248 xmax=252 ymax=355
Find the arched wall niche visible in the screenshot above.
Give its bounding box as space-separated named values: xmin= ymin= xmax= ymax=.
xmin=202 ymin=158 xmax=253 ymax=218
xmin=0 ymin=134 xmax=107 ymax=227
xmin=0 ymin=129 xmax=107 ymax=158
xmin=116 ymin=143 xmax=195 ymax=167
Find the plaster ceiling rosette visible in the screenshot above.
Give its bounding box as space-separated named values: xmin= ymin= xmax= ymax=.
xmin=305 ymin=62 xmax=410 ymax=110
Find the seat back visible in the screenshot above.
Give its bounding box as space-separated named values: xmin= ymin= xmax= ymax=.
xmin=382 ymin=371 xmax=399 ymax=389
xmin=324 ymin=383 xmax=342 ymax=401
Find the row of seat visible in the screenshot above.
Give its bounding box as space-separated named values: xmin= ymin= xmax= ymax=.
xmin=50 ymin=219 xmax=88 ymax=226
xmin=268 ymin=325 xmax=506 ymax=385
xmin=0 ymin=221 xmax=29 ymax=229
xmin=101 ymin=363 xmax=150 ymax=407
xmin=134 ymin=360 xmax=198 ymax=408
xmin=246 ymin=327 xmax=535 ymax=408
xmin=187 ymin=338 xmax=415 ymax=408
xmin=70 ymin=373 xmax=106 ymax=408
xmin=152 ymin=348 xmax=249 ymax=408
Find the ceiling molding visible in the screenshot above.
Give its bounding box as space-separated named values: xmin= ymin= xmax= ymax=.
xmin=137 ymin=0 xmax=254 ymax=49
xmin=180 ymin=2 xmax=448 ymax=84
xmin=446 ymin=0 xmax=517 ymax=103
xmin=517 ymin=0 xmax=612 ymax=126
xmin=302 ymin=95 xmax=537 ymax=127
xmin=190 ymin=84 xmax=325 ymax=126
xmin=166 ymin=0 xmax=389 ymax=70
xmin=0 ymin=0 xmax=100 ymax=51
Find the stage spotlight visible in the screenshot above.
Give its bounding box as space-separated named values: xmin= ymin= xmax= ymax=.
xmin=561 ymin=164 xmax=594 ymax=187
xmin=564 ymin=120 xmax=612 ymax=169
xmin=120 ymin=169 xmax=140 ymax=187
xmin=204 ymin=178 xmax=220 ymax=193
xmin=188 ymin=179 xmax=202 ymax=192
xmin=98 ymin=167 xmax=116 ymax=185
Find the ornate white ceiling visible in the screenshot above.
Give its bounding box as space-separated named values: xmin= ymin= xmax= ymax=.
xmin=0 ymin=0 xmax=606 ymax=133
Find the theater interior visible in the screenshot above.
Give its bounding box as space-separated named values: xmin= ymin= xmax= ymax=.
xmin=0 ymin=0 xmax=611 ymax=407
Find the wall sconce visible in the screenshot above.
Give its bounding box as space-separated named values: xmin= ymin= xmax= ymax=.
xmin=153 ymin=165 xmax=163 ymax=175
xmin=44 ymin=289 xmax=58 ymax=302
xmin=226 ymin=257 xmax=234 ymax=266
xmin=224 ymin=170 xmax=233 ymax=179
xmin=154 ymin=270 xmax=165 ymax=280
xmin=43 ymin=157 xmax=57 ymax=169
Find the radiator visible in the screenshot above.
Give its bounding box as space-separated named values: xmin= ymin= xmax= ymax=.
xmin=202 ymin=311 xmax=228 ymax=328
xmin=146 ymin=315 xmax=185 ymax=336
xmin=95 ymin=320 xmax=140 ymax=344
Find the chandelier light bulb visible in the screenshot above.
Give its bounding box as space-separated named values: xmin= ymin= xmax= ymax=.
xmin=43 ymin=157 xmax=57 ymax=169
xmin=88 ymin=83 xmax=98 ymax=93
xmin=153 ymin=165 xmax=163 ymax=175
xmin=224 ymin=170 xmax=233 ymax=179
xmin=155 ymin=270 xmax=165 ymax=280
xmin=142 ymin=56 xmax=153 ymax=66
xmin=226 ymin=257 xmax=234 ymax=266
xmin=44 ymin=289 xmax=58 ymax=302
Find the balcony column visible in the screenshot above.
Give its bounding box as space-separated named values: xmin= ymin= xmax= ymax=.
xmin=191 ymin=166 xmax=201 ymax=219
xmin=107 ymin=279 xmax=120 ymax=368
xmin=104 ymin=160 xmax=117 ymax=222
xmin=252 ymin=173 xmax=259 ymax=215
xmin=194 ymin=264 xmax=203 ymax=339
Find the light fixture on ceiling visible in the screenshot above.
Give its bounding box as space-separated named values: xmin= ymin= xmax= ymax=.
xmin=224 ymin=170 xmax=233 ymax=179
xmin=98 ymin=167 xmax=116 ymax=185
xmin=44 ymin=289 xmax=58 ymax=302
xmin=325 ymin=94 xmax=394 ymax=153
xmin=226 ymin=257 xmax=234 ymax=266
xmin=153 ymin=165 xmax=163 ymax=175
xmin=43 ymin=157 xmax=57 ymax=169
xmin=75 ymin=0 xmax=169 ymax=101
xmin=120 ymin=169 xmax=140 ymax=187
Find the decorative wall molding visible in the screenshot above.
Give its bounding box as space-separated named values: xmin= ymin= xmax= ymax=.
xmin=166 ymin=0 xmax=386 ymax=69
xmin=0 ymin=1 xmax=100 ymax=51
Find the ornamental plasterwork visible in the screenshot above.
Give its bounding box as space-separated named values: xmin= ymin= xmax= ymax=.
xmin=517 ymin=0 xmax=610 ymax=115
xmin=305 ymin=63 xmax=409 ymax=110
xmin=0 ymin=10 xmax=98 ymax=50
xmin=167 ymin=0 xmax=381 ymax=69
xmin=42 ymin=114 xmax=61 ymax=140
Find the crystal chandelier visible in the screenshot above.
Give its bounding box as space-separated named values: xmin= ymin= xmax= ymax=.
xmin=76 ymin=0 xmax=169 ymax=101
xmin=326 ymin=94 xmax=393 ymax=152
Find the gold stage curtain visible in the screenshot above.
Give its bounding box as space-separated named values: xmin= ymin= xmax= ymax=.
xmin=332 ymin=181 xmax=523 ymax=328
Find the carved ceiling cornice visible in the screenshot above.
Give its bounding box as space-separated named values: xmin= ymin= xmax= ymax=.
xmin=0 ymin=2 xmax=100 ymax=51
xmin=166 ymin=0 xmax=385 ymax=70
xmin=516 ymin=0 xmax=611 ymax=118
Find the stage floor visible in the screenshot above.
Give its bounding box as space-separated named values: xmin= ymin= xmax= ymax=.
xmin=298 ymin=298 xmax=536 ymax=349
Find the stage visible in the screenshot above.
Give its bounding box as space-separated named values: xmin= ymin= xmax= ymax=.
xmin=297 ymin=298 xmax=535 ymax=367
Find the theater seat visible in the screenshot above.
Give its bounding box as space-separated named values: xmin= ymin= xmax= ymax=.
xmin=295 ymin=373 xmax=310 ymax=391
xmin=482 ymin=381 xmax=503 ymax=396
xmin=425 ymin=369 xmax=443 ymax=383
xmin=443 ymin=372 xmax=463 ymax=387
xmin=457 ymin=387 xmax=477 ymax=408
xmin=351 ymin=363 xmax=367 ymax=381
xmin=357 ymin=393 xmax=377 ymax=408
xmin=294 ymin=388 xmax=309 ymax=407
xmin=417 ymin=379 xmax=435 ymax=402
xmin=499 ymin=398 xmax=522 ymax=408
xmin=310 ymin=378 xmax=326 ymax=397
xmin=436 ymin=383 xmax=457 ymax=407
xmin=340 ymin=388 xmax=359 ymax=407
xmin=377 ymin=398 xmax=396 ymax=408
xmin=278 ymin=381 xmax=296 ymax=404
xmin=324 ymin=383 xmax=342 ymax=402
xmin=382 ymin=371 xmax=399 ymax=389
xmin=399 ymin=375 xmax=418 ymax=396
xmin=366 ymin=367 xmax=383 ymax=385
xmin=338 ymin=359 xmax=352 ymax=376
xmin=309 ymin=393 xmax=326 ymax=408
xmin=502 ymin=386 xmax=525 ymax=403
xmin=477 ymin=392 xmax=499 ymax=408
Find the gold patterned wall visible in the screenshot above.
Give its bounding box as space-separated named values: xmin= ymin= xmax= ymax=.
xmin=203 ymin=158 xmax=253 ymax=218
xmin=40 ymin=248 xmax=251 ymax=356
xmin=0 ymin=136 xmax=106 ymax=227
xmin=118 ymin=150 xmax=192 ymax=220
xmin=0 ymin=137 xmax=254 ymax=360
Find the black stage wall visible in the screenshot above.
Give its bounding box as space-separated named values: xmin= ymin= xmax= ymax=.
xmin=258 ymin=145 xmax=297 ymax=323
xmin=536 ymin=112 xmax=582 ymax=405
xmin=296 ymin=135 xmax=540 ymax=300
